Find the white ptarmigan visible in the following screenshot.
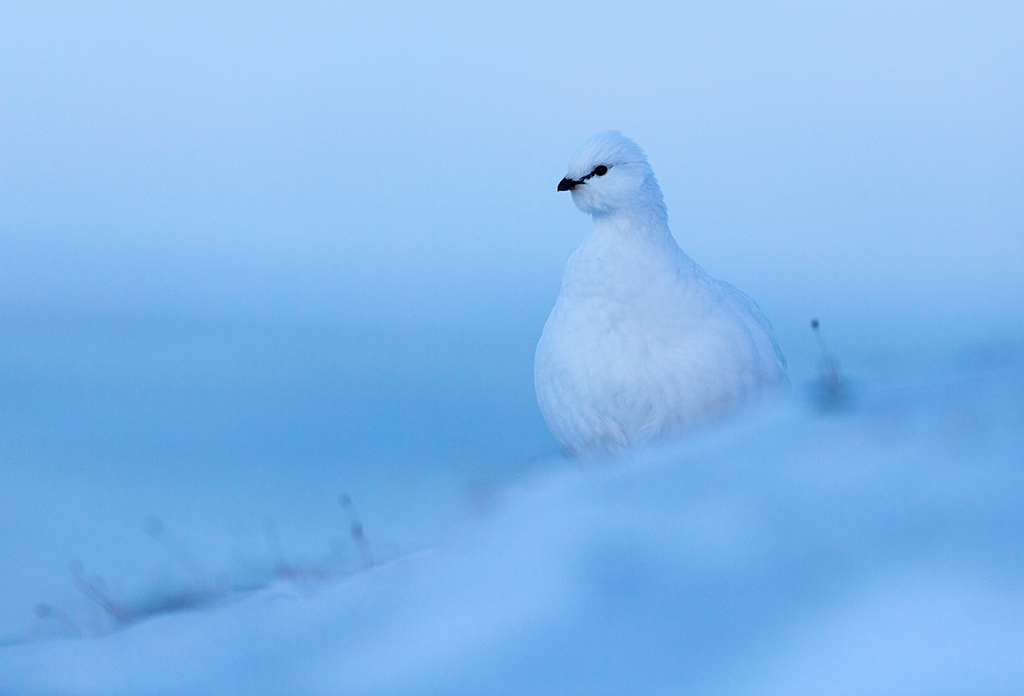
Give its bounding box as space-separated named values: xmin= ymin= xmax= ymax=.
xmin=535 ymin=132 xmax=789 ymax=456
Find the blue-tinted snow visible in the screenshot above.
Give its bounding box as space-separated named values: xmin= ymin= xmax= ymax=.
xmin=1 ymin=363 xmax=1022 ymax=694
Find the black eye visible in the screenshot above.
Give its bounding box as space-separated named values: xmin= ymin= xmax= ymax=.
xmin=594 ymin=165 xmax=608 ymax=176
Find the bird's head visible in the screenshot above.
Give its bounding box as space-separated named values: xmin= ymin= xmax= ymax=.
xmin=558 ymin=131 xmax=665 ymax=219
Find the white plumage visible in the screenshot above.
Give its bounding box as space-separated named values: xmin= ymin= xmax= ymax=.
xmin=535 ymin=132 xmax=789 ymax=456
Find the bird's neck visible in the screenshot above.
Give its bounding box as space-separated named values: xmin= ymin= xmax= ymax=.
xmin=588 ymin=204 xmax=676 ymax=252
xmin=562 ymin=207 xmax=688 ymax=300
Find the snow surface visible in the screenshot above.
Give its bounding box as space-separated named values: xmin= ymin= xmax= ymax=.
xmin=2 ymin=363 xmax=1022 ymax=695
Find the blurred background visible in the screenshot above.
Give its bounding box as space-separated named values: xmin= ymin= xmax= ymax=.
xmin=1 ymin=0 xmax=1021 ymax=646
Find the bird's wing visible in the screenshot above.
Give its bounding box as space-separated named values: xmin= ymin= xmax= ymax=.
xmin=718 ymin=281 xmax=788 ymax=370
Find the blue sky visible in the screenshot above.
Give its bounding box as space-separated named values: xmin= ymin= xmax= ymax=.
xmin=2 ymin=1 xmax=1021 ymax=373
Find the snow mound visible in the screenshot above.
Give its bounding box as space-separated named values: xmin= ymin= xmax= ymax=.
xmin=1 ymin=367 xmax=1022 ymax=695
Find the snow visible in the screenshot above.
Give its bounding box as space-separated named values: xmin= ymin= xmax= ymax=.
xmin=2 ymin=357 xmax=1021 ymax=694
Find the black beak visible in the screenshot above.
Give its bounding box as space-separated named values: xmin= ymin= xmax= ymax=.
xmin=557 ymin=177 xmax=578 ymax=192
